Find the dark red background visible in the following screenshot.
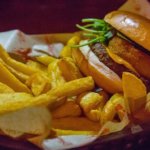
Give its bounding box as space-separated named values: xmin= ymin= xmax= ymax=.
xmin=0 ymin=0 xmax=125 ymax=34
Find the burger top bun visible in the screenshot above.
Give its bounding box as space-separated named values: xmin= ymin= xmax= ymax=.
xmin=104 ymin=10 xmax=150 ymax=52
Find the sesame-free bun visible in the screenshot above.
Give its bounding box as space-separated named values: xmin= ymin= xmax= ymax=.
xmin=72 ymin=43 xmax=122 ymax=93
xmin=104 ymin=11 xmax=150 ymax=52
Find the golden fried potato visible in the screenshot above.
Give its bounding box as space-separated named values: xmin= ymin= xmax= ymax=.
xmin=0 ymin=58 xmax=28 ymax=82
xmin=0 ymin=76 xmax=94 ymax=115
xmin=26 ymin=73 xmax=51 ymax=96
xmin=51 ymin=128 xmax=96 ymax=137
xmin=77 ymin=92 xmax=104 ymax=113
xmin=0 ymin=45 xmax=38 ymax=75
xmin=0 ymin=82 xmax=14 ymax=93
xmin=48 ymin=76 xmax=94 ymax=98
xmin=52 ymin=101 xmax=81 ymax=118
xmin=48 ymin=60 xmax=66 ymax=88
xmin=26 ymin=60 xmax=48 ymax=74
xmin=0 ymin=62 xmax=30 ymax=93
xmin=36 ymin=55 xmax=57 ymax=66
xmin=60 ymin=36 xmax=80 ymax=58
xmin=76 ymin=92 xmax=105 ymax=121
xmin=58 ymin=57 xmax=82 ymax=81
xmin=102 ymin=93 xmax=126 ymax=124
xmin=51 ymin=117 xmax=101 ymax=131
xmin=122 ymin=72 xmax=147 ymax=113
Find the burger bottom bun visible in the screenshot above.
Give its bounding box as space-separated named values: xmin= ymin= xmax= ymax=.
xmin=72 ymin=43 xmax=122 ymax=93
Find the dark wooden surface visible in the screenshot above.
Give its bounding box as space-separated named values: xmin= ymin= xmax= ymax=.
xmin=0 ymin=0 xmax=127 ymax=150
xmin=0 ymin=0 xmax=126 ymax=34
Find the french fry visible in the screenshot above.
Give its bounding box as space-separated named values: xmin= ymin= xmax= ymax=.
xmin=0 ymin=45 xmax=38 ymax=75
xmin=48 ymin=60 xmax=66 ymax=88
xmin=51 ymin=128 xmax=97 ymax=137
xmin=77 ymin=92 xmax=105 ymax=121
xmin=0 ymin=58 xmax=28 ymax=82
xmin=36 ymin=55 xmax=57 ymax=66
xmin=52 ymin=101 xmax=81 ymax=118
xmin=26 ymin=60 xmax=48 ymax=74
xmin=47 ymin=76 xmax=94 ymax=98
xmin=58 ymin=57 xmax=82 ymax=81
xmin=77 ymin=92 xmax=104 ymax=113
xmin=0 ymin=62 xmax=30 ymax=93
xmin=0 ymin=82 xmax=14 ymax=93
xmin=0 ymin=76 xmax=94 ymax=114
xmin=102 ymin=93 xmax=126 ymax=124
xmin=51 ymin=117 xmax=101 ymax=131
xmin=26 ymin=73 xmax=51 ymax=96
xmin=60 ymin=36 xmax=80 ymax=58
xmin=122 ymin=72 xmax=147 ymax=113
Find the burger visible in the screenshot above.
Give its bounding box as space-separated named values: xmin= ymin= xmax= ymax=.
xmin=72 ymin=10 xmax=150 ymax=93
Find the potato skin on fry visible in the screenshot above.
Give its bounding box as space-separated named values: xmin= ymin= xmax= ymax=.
xmin=51 ymin=117 xmax=101 ymax=131
xmin=0 ymin=62 xmax=30 ymax=93
xmin=58 ymin=57 xmax=82 ymax=81
xmin=47 ymin=76 xmax=94 ymax=98
xmin=52 ymin=101 xmax=81 ymax=118
xmin=122 ymin=72 xmax=147 ymax=113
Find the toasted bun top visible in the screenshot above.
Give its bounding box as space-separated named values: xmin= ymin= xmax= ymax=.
xmin=104 ymin=10 xmax=150 ymax=52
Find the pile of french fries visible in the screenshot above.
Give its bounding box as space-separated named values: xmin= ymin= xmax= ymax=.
xmin=0 ymin=34 xmax=149 ymax=147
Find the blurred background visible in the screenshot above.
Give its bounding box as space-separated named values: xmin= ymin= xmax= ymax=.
xmin=0 ymin=0 xmax=126 ymax=34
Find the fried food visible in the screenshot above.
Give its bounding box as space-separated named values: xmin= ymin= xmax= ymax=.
xmin=0 ymin=62 xmax=30 ymax=93
xmin=122 ymin=72 xmax=147 ymax=113
xmin=51 ymin=117 xmax=101 ymax=131
xmin=0 ymin=82 xmax=14 ymax=93
xmin=51 ymin=128 xmax=97 ymax=136
xmin=0 ymin=45 xmax=38 ymax=75
xmin=58 ymin=57 xmax=82 ymax=81
xmin=60 ymin=36 xmax=80 ymax=58
xmin=52 ymin=101 xmax=81 ymax=118
xmin=26 ymin=73 xmax=51 ymax=96
xmin=48 ymin=60 xmax=66 ymax=88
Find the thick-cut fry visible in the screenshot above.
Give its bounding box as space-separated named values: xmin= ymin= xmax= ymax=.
xmin=60 ymin=36 xmax=80 ymax=58
xmin=26 ymin=60 xmax=48 ymax=74
xmin=122 ymin=72 xmax=147 ymax=113
xmin=0 ymin=58 xmax=28 ymax=82
xmin=52 ymin=101 xmax=81 ymax=118
xmin=0 ymin=62 xmax=30 ymax=93
xmin=51 ymin=128 xmax=97 ymax=136
xmin=47 ymin=76 xmax=94 ymax=98
xmin=36 ymin=55 xmax=57 ymax=66
xmin=77 ymin=92 xmax=104 ymax=113
xmin=0 ymin=45 xmax=38 ymax=75
xmin=0 ymin=76 xmax=94 ymax=114
xmin=58 ymin=57 xmax=82 ymax=81
xmin=51 ymin=117 xmax=101 ymax=131
xmin=77 ymin=92 xmax=105 ymax=121
xmin=102 ymin=93 xmax=126 ymax=124
xmin=0 ymin=82 xmax=14 ymax=93
xmin=48 ymin=60 xmax=66 ymax=88
xmin=26 ymin=73 xmax=51 ymax=96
